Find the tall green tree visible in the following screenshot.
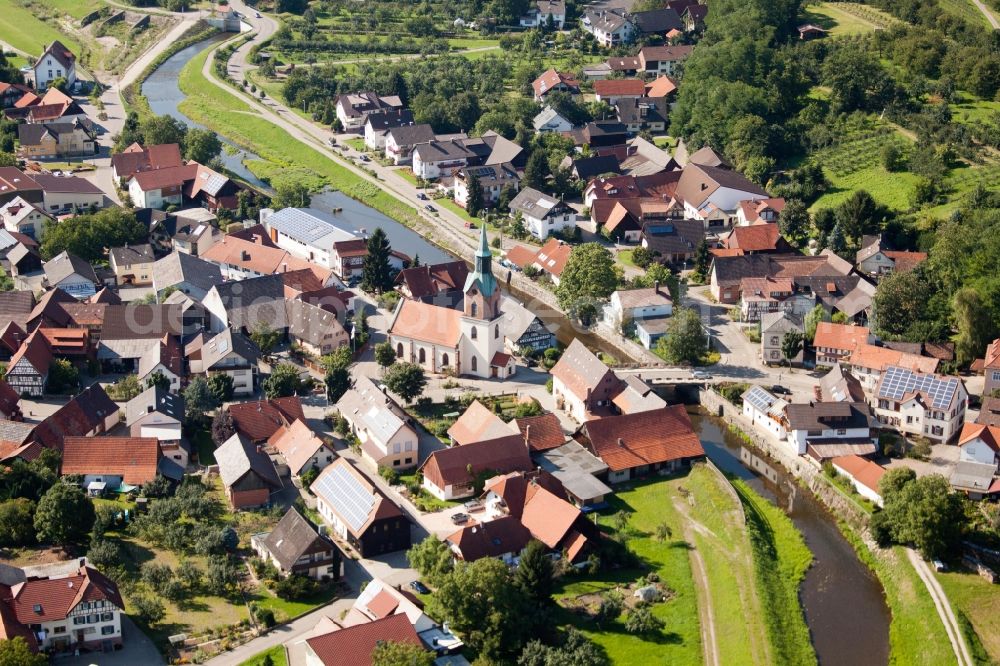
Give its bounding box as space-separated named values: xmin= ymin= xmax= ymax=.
xmin=0 ymin=499 xmax=35 ymax=547
xmin=952 ymin=287 xmax=996 ymax=365
xmin=523 ymin=150 xmax=549 ymax=190
xmin=208 ymin=373 xmax=235 ymax=403
xmin=383 ymin=362 xmax=427 ymax=404
xmin=804 ymin=303 xmax=828 ymax=342
xmin=263 ymin=363 xmax=305 ymax=398
xmin=140 ymin=115 xmax=189 ymax=148
xmin=272 ymin=180 xmax=312 ymax=209
xmin=250 ymin=323 xmax=282 ymax=358
xmin=362 ymin=227 xmax=394 ymax=293
xmin=407 ymin=536 xmax=454 ymax=586
xmin=374 ymin=341 xmax=397 ymax=369
xmin=778 ymin=199 xmax=810 ymax=246
xmin=871 ymin=270 xmax=930 ymax=340
xmin=184 ymin=128 xmax=222 ymax=164
xmin=183 ymin=377 xmax=218 ymax=425
xmin=372 ymin=642 xmax=435 ymax=666
xmin=0 ymin=637 xmax=48 ymax=666
xmin=40 ymin=208 xmax=147 ymax=262
xmin=555 ymin=243 xmax=618 ymax=323
xmin=655 ymin=308 xmax=707 ymax=365
xmin=325 ymin=365 xmax=351 ymax=403
xmin=692 ymin=239 xmax=711 ymax=278
xmin=781 ymin=330 xmax=804 ymax=367
xmin=146 ymin=371 xmax=171 ymax=391
xmin=34 ymin=483 xmax=95 ymax=549
xmin=871 ymin=473 xmax=965 ymax=559
xmin=516 ymin=540 xmax=555 ymax=603
xmin=466 ymin=174 xmax=485 ymax=217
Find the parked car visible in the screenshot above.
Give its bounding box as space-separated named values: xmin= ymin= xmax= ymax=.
xmin=424 ymin=204 xmax=437 ymax=213
xmin=255 ymin=11 xmax=262 ymax=18
xmin=409 ymin=581 xmax=430 ymax=594
xmin=932 ymin=559 xmax=946 ymax=572
xmin=360 ymin=154 xmax=370 ymax=162
xmin=450 ymin=512 xmax=470 ymax=525
xmin=464 ymin=499 xmax=485 ymax=513
xmin=692 ymin=371 xmax=712 ymax=380
xmin=417 ymin=193 xmax=428 ymax=200
xmin=770 ymin=385 xmax=792 ymax=395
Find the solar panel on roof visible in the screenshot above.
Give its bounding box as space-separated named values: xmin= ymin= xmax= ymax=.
xmin=744 ymin=385 xmax=776 ymax=413
xmin=878 ymin=366 xmax=958 ymax=409
xmin=315 ymin=465 xmax=376 ymax=532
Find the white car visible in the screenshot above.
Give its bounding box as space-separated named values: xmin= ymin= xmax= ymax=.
xmin=692 ymin=371 xmax=712 ymax=380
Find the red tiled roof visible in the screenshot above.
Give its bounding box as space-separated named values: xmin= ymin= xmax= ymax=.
xmin=958 ymin=423 xmax=1000 ymax=453
xmin=721 ymin=223 xmax=784 ymax=252
xmin=849 ymin=343 xmax=939 ymax=374
xmin=447 ymin=400 xmax=514 ymax=446
xmin=61 ymin=437 xmax=161 ymax=485
xmin=229 ymin=397 xmax=305 ymax=442
xmin=305 ymin=603 xmax=421 ymax=665
xmin=532 ymin=68 xmax=580 ymax=98
xmin=8 ymin=330 xmax=52 ymax=377
xmin=420 ymin=436 xmax=532 ymax=491
xmin=388 ymin=298 xmax=461 ymax=347
xmin=883 ymin=250 xmax=927 ymax=273
xmin=832 ymin=455 xmax=885 ymax=495
xmin=985 ymin=338 xmax=1000 ymax=372
xmin=519 ymin=483 xmax=582 ymax=549
xmin=512 ymin=412 xmax=566 ymax=451
xmin=504 ymin=245 xmax=538 ymax=269
xmin=594 ymin=79 xmax=646 ymax=97
xmin=0 ymin=379 xmax=20 ymax=419
xmin=366 ymin=589 xmax=399 ymax=619
xmin=580 ymin=405 xmax=704 ymax=472
xmin=813 ymin=323 xmax=869 ymax=353
xmin=533 ymin=237 xmax=572 ymax=277
xmin=10 ymin=565 xmax=123 ymax=626
xmin=446 ymin=514 xmax=532 ymax=561
xmin=130 ymin=163 xmax=198 ymax=192
xmin=32 ymin=384 xmax=120 ymax=451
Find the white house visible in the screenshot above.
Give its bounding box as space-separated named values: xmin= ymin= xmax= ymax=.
xmin=189 ymin=329 xmax=260 ymax=396
xmin=674 ymin=162 xmax=770 ymax=231
xmin=604 ymin=285 xmax=672 ymax=333
xmin=583 ymin=9 xmax=636 ymax=47
xmin=532 ymin=106 xmax=574 ymax=133
xmin=454 ymin=163 xmax=519 ymax=209
xmin=783 ymin=402 xmax=873 ymax=456
xmin=125 ymin=164 xmax=194 ymax=210
xmin=43 ymin=251 xmax=98 ymax=299
xmin=33 ymin=173 xmax=105 ymax=215
xmin=760 ymin=311 xmax=804 ymax=367
xmin=520 ymin=0 xmax=566 ymax=28
xmin=741 ymin=385 xmax=788 ymax=441
xmin=363 ymin=109 xmax=415 ymax=150
xmin=33 ymin=41 xmax=77 ymax=90
xmin=508 ymin=187 xmax=575 ymax=240
xmin=125 ymin=386 xmax=187 ymax=468
xmin=0 ymin=196 xmax=54 ymax=241
xmin=872 ymin=366 xmax=967 ymax=443
xmin=411 ymin=139 xmax=474 ymax=180
xmin=260 ymin=207 xmax=360 ymax=272
xmin=831 ymin=455 xmax=886 ymax=507
xmin=336 ymin=376 xmax=419 ymax=471
xmin=957 ymin=423 xmax=999 ymax=467
xmin=335 ymin=91 xmax=403 ymax=132
xmin=384 ymin=124 xmax=435 ymax=165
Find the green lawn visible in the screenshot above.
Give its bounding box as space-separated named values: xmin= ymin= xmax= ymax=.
xmin=437 ymin=197 xmax=477 ymax=223
xmin=732 ymin=480 xmax=816 ymax=666
xmin=251 ymin=584 xmax=339 ymax=623
xmin=812 ymin=164 xmax=922 ymax=212
xmin=447 ymin=37 xmax=502 ymax=50
xmin=952 ymin=91 xmax=1000 ymax=126
xmin=838 ymin=526 xmax=955 ymax=665
xmin=937 ymin=0 xmax=995 ymax=28
xmin=555 ymin=476 xmax=702 ymax=665
xmin=192 ymin=429 xmax=216 ymax=466
xmin=802 ymin=2 xmax=881 ymax=36
xmin=617 ymin=249 xmax=638 ymax=269
xmin=177 ymin=44 xmax=427 ymax=232
xmin=344 ymin=137 xmax=367 ymax=152
xmin=396 ymin=168 xmax=420 ymax=186
xmin=239 ymin=645 xmax=288 ymax=666
xmin=0 ymin=0 xmax=91 ymax=55
xmin=937 ymin=569 xmax=1000 ymax=664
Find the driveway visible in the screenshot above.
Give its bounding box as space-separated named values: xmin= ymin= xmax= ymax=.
xmin=53 ymin=617 xmax=165 ymax=666
xmin=883 ymin=443 xmax=960 ymax=478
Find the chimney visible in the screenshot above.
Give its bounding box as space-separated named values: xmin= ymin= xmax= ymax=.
xmin=617 ymin=437 xmax=625 ymax=447
xmin=241 ymin=250 xmax=250 ymax=261
xmin=524 ymin=424 xmax=532 ymax=452
xmin=252 ymin=234 xmax=262 ymax=244
xmin=813 ymin=386 xmax=822 ymax=401
xmin=654 ymin=280 xmax=660 ymax=294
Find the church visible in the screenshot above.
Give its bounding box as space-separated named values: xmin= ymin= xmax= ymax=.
xmin=388 ymin=226 xmax=516 ymax=379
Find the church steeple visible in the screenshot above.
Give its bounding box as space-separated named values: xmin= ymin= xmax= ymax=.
xmin=463 ymin=224 xmax=500 ymax=320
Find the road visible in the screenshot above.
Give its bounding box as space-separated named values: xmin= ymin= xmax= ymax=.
xmin=905 ymin=549 xmax=974 ymax=666
xmin=972 ymin=0 xmax=1000 ymax=29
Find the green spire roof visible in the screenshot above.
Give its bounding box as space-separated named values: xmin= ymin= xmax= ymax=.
xmin=464 ymin=223 xmax=498 ymax=297
xmin=477 ymin=222 xmax=490 ymax=257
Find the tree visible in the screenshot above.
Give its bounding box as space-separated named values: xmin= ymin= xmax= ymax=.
xmin=45 ymin=359 xmax=79 ymax=394
xmin=374 ymin=341 xmax=397 ymax=369
xmin=871 ymin=473 xmax=965 ymax=559
xmin=466 ymin=174 xmax=485 ymax=217
xmin=516 ymin=540 xmax=554 ymax=603
xmin=383 ymin=362 xmax=427 ymax=404
xmin=0 ymin=267 xmax=13 ymax=292
xmin=146 ymin=371 xmax=171 ymax=391
xmin=407 ymin=535 xmax=454 ymax=586
xmin=183 ymin=377 xmax=218 ymax=425
xmin=325 ymin=365 xmax=351 ymax=403
xmin=212 ymin=408 xmax=235 ymax=445
xmin=34 ymin=483 xmax=95 ymax=548
xmin=781 ymin=330 xmax=803 ymax=367
xmin=555 ymin=243 xmax=618 ymax=323
xmin=655 ymin=308 xmax=707 ymax=365
xmin=361 ymin=227 xmax=394 ymax=294
xmin=624 ymin=605 xmax=665 ymax=635
xmin=250 ymin=323 xmax=282 ymax=357
xmin=778 ymin=199 xmax=810 ymax=246
xmin=0 ymin=499 xmax=34 ymax=547
xmin=0 ymin=637 xmax=47 ymax=666
xmin=804 ymin=304 xmax=828 ymax=342
xmin=206 ymin=555 xmax=237 ymax=596
xmin=518 ymin=629 xmax=610 ymax=666
xmin=208 ymin=373 xmax=235 ymax=403
xmin=428 ymin=558 xmax=533 ymax=662
xmin=822 ymin=49 xmax=894 ymax=114
xmin=593 ymin=590 xmax=624 ymax=627
xmin=835 ymin=190 xmax=890 ymax=249
xmin=523 ymin=150 xmax=549 ymax=190
xmin=140 ymin=115 xmax=188 ymax=148
xmin=264 ymin=363 xmax=304 ymax=398
xmin=130 ymin=594 xmax=166 ymax=625
xmin=692 ymin=239 xmax=711 ymax=277
xmin=371 ymin=641 xmax=435 ymax=666
xmin=952 ymin=287 xmax=996 ymax=365
xmin=272 ymin=180 xmax=312 ymax=209
xmin=184 ymin=128 xmax=222 ymax=164
xmin=872 ymin=270 xmax=930 ymax=339
xmin=40 ymin=208 xmax=147 ymax=262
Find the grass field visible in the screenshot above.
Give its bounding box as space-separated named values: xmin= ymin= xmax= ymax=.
xmin=936 ymin=569 xmax=1000 ymax=664
xmin=732 ymin=480 xmax=816 ymax=666
xmin=937 ymin=0 xmax=995 ymax=28
xmin=177 ymin=44 xmax=427 ymax=231
xmin=952 ymin=91 xmax=1000 ymax=126
xmin=447 ymin=37 xmax=502 ymax=50
xmin=251 ymin=585 xmax=339 ymax=623
xmin=802 ymin=2 xmax=881 ymax=36
xmin=239 ymin=645 xmax=288 ymax=666
xmin=838 ymin=526 xmax=955 ymax=665
xmin=0 ymin=0 xmax=92 ymax=55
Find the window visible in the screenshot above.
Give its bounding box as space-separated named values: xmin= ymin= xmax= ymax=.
xmin=836 ymin=429 xmax=846 ymax=436
xmin=471 ymin=357 xmax=477 ymax=372
xmin=73 ymin=617 xmax=87 ymax=626
xmin=396 ymin=343 xmax=404 ymax=358
xmin=418 ymin=348 xmax=426 ymax=363
xmin=53 ymin=626 xmax=66 ymax=634
xmin=442 ymin=353 xmax=449 ymax=366
xmin=770 ymin=336 xmax=778 ymax=345
xmin=101 ymin=625 xmax=115 ymax=636
xmin=405 ymin=457 xmax=412 ymax=464
xmin=495 ymin=325 xmax=500 ymax=339
xmin=471 ymin=303 xmax=478 ymax=317
xmin=471 ymin=327 xmax=477 ymax=339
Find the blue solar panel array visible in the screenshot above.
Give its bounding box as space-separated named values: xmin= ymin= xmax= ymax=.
xmin=314 ymin=464 xmax=376 ymax=532
xmin=743 ymin=385 xmax=777 ymax=413
xmin=878 ymin=366 xmax=959 ymax=409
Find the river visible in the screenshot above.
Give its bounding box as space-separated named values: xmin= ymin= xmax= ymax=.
xmin=691 ymin=411 xmax=891 ymax=666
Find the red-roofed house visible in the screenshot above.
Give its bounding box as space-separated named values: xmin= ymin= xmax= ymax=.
xmin=127 ymin=163 xmax=198 ymax=209
xmin=532 ymin=69 xmax=580 ymax=101
xmin=32 ymin=384 xmax=120 ymax=450
xmin=831 ymin=455 xmax=885 ymax=506
xmin=419 ymin=435 xmax=532 ymax=501
xmin=1 ymin=562 xmax=124 ymax=653
xmin=33 ymin=41 xmax=76 ymax=90
xmin=228 ymin=396 xmax=305 ymax=443
xmin=983 ymin=337 xmax=1000 ymax=397
xmin=110 ymin=142 xmax=184 ymax=183
xmin=957 ymin=423 xmax=1000 ymax=467
xmin=593 ymin=78 xmax=646 ymax=103
xmin=578 ymin=405 xmax=704 ymax=482
xmin=736 ymin=197 xmax=785 ymax=225
xmin=813 ymin=323 xmax=871 ymax=366
xmin=61 ymin=436 xmax=167 ymax=492
xmin=304 ymin=613 xmax=421 ymax=666
xmin=717 ymin=223 xmax=791 ymax=256
xmin=6 ymin=329 xmax=52 ymax=397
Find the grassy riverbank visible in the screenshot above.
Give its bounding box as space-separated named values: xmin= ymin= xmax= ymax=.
xmin=733 ymin=479 xmax=816 ymax=666
xmin=176 ymin=45 xmax=426 ymax=231
xmin=837 ymin=523 xmax=955 ymax=665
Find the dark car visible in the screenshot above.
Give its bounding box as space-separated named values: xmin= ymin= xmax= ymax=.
xmin=409 ymin=581 xmax=430 ymax=594
xmin=424 ymin=204 xmax=437 ymax=213
xmin=417 ymin=193 xmax=429 ymax=200
xmin=771 ymin=384 xmax=792 ymax=395
xmin=450 ymin=512 xmax=470 ymax=525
